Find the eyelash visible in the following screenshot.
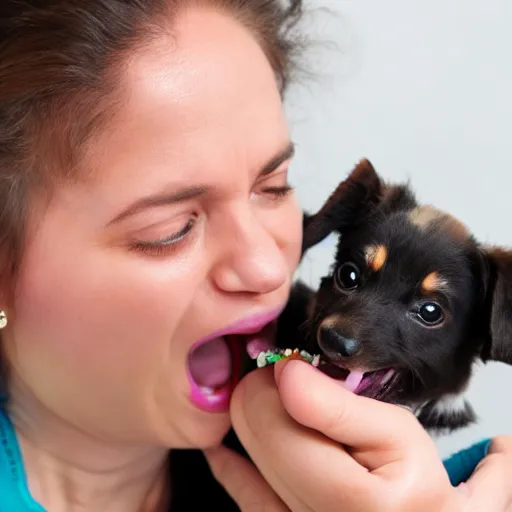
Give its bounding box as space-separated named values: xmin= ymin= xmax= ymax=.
xmin=131 ymin=185 xmax=294 ymax=256
xmin=261 ymin=184 xmax=294 ymax=199
xmin=130 ymin=218 xmax=196 ymax=256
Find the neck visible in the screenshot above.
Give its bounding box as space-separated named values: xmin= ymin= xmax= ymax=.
xmin=6 ymin=376 xmax=170 ymax=512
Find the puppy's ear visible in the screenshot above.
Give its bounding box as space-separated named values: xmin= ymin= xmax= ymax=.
xmin=302 ymin=159 xmax=383 ymax=252
xmin=481 ymin=248 xmax=512 ymax=364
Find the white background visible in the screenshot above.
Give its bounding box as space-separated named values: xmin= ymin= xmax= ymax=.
xmin=285 ymin=0 xmax=512 ymax=458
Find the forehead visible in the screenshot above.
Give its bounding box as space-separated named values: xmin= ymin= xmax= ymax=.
xmin=120 ymin=7 xmax=283 ymax=129
xmin=81 ymin=7 xmax=288 ymax=193
xmin=341 ymin=211 xmax=474 ymax=283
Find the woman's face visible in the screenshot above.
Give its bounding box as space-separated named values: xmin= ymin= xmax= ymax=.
xmin=4 ymin=7 xmax=302 ymax=449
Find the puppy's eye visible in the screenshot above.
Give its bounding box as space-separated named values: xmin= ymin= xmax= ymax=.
xmin=418 ymin=302 xmax=444 ymax=325
xmin=335 ymin=262 xmax=361 ymax=290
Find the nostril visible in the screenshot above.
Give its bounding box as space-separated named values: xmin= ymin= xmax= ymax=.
xmin=318 ymin=326 xmax=361 ymax=357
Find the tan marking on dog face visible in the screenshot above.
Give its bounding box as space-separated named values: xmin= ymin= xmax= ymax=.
xmin=365 ymin=244 xmax=388 ymax=272
xmin=421 ymin=271 xmax=449 ymax=293
xmin=409 ymin=205 xmax=470 ymax=242
xmin=440 ymin=215 xmax=470 ymax=242
xmin=409 ymin=206 xmax=443 ymax=229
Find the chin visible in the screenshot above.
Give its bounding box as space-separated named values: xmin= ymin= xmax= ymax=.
xmin=171 ymin=408 xmax=232 ymax=450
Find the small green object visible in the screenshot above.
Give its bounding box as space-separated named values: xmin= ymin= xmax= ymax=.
xmin=255 ymin=348 xmax=322 ymax=368
xmin=267 ymin=353 xmax=284 ymax=364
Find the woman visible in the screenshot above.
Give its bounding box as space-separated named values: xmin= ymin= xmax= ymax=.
xmin=0 ymin=1 xmax=510 ymax=510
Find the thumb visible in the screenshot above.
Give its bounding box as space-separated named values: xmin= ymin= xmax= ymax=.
xmin=204 ymin=445 xmax=289 ymax=512
xmin=275 ymin=360 xmax=441 ymax=471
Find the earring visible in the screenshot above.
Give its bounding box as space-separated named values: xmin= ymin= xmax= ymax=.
xmin=0 ymin=311 xmax=7 ymax=329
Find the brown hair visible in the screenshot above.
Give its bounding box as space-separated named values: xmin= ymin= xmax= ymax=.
xmin=0 ymin=0 xmax=305 ymax=296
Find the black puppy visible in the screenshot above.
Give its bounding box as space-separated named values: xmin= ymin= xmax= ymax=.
xmin=276 ymin=159 xmax=512 ymax=433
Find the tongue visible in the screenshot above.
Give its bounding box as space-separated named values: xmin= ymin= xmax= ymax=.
xmin=188 ymin=337 xmax=232 ymax=388
xmin=343 ymin=371 xmax=365 ymax=392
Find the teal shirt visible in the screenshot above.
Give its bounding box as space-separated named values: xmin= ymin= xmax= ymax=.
xmin=0 ymin=407 xmax=494 ymax=510
xmin=443 ymin=437 xmax=492 ymax=486
xmin=0 ymin=408 xmax=45 ymax=511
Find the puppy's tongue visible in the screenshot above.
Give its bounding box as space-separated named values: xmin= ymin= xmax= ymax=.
xmin=188 ymin=337 xmax=231 ymax=388
xmin=343 ymin=371 xmax=365 ymax=392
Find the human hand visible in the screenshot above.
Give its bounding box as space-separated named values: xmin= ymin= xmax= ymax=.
xmin=205 ymin=359 xmax=464 ymax=511
xmin=460 ymin=435 xmax=512 ymax=511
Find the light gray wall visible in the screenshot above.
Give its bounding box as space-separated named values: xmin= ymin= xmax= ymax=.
xmin=285 ymin=0 xmax=512 ymax=458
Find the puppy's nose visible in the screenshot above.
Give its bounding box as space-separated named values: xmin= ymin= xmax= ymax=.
xmin=318 ymin=326 xmax=361 ymax=357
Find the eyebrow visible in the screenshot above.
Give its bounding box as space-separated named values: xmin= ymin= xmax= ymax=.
xmin=260 ymin=141 xmax=295 ymax=176
xmin=110 ymin=141 xmax=295 ymax=224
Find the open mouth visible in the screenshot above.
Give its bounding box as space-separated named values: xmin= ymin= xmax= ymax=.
xmin=318 ymin=359 xmax=396 ymax=397
xmin=186 ymin=320 xmax=277 ymax=412
xmin=187 ymin=333 xmax=272 ymax=389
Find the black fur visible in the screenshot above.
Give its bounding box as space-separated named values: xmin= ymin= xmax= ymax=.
xmin=277 ymin=159 xmax=512 ymax=434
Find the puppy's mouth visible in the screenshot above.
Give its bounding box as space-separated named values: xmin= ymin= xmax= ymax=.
xmin=318 ymin=358 xmax=397 ymax=398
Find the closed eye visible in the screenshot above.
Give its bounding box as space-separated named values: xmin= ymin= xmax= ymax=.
xmin=261 ymin=185 xmax=294 ymax=198
xmin=129 ymin=216 xmax=197 ymax=256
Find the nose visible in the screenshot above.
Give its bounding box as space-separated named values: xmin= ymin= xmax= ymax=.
xmin=210 ymin=209 xmax=288 ymax=295
xmin=318 ymin=325 xmax=361 ymax=358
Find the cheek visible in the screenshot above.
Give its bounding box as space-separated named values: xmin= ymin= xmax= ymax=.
xmin=11 ymin=232 xmax=202 ymax=381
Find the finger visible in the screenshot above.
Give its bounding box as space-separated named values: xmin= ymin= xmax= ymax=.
xmin=275 ymin=360 xmax=441 ymax=471
xmin=463 ymin=451 xmax=512 ymax=511
xmin=461 ymin=436 xmax=512 ymax=511
xmin=204 ymin=444 xmax=289 ymax=512
xmin=231 ymin=366 xmax=385 ymax=511
xmin=488 ymin=435 xmax=512 ymax=455
xmin=276 ymin=360 xmax=455 ymax=509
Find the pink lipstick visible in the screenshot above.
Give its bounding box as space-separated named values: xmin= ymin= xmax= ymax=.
xmin=186 ymin=306 xmax=284 ymax=413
